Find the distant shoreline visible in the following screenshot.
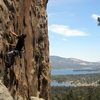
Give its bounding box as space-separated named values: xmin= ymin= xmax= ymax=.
xmin=51 ymin=73 xmax=100 ymax=87
xmin=51 ymin=80 xmax=99 ymax=87
xmin=51 ymin=69 xmax=100 ymax=75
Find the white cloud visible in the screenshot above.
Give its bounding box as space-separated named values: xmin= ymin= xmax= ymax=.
xmin=62 ymin=38 xmax=67 ymax=41
xmin=48 ymin=24 xmax=87 ymax=37
xmin=92 ymin=14 xmax=100 ymax=20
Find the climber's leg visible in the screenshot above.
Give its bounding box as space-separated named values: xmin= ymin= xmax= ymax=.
xmin=19 ymin=50 xmax=25 ymax=58
xmin=5 ymin=51 xmax=15 ymax=67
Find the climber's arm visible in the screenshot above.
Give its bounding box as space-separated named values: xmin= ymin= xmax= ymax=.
xmin=9 ymin=44 xmax=16 ymax=47
xmin=9 ymin=30 xmax=18 ymax=37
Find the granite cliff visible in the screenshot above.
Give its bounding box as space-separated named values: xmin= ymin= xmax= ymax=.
xmin=0 ymin=0 xmax=50 ymax=100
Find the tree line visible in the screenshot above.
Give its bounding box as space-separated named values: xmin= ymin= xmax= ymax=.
xmin=51 ymin=86 xmax=100 ymax=100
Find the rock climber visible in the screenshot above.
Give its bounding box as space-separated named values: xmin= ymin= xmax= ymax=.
xmin=5 ymin=30 xmax=27 ymax=67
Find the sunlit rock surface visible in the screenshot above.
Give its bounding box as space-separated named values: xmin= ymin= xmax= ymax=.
xmin=0 ymin=80 xmax=13 ymax=100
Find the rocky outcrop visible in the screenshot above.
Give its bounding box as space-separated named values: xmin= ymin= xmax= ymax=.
xmin=0 ymin=79 xmax=45 ymax=100
xmin=0 ymin=0 xmax=50 ymax=100
xmin=0 ymin=80 xmax=13 ymax=100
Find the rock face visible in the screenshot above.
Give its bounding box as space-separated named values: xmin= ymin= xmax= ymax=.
xmin=0 ymin=0 xmax=50 ymax=100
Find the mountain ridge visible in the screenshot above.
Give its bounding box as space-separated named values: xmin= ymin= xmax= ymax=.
xmin=50 ymin=56 xmax=100 ymax=70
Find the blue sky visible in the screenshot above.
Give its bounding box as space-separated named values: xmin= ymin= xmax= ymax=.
xmin=47 ymin=0 xmax=100 ymax=62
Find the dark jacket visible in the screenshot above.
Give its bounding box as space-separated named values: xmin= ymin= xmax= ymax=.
xmin=15 ymin=34 xmax=26 ymax=51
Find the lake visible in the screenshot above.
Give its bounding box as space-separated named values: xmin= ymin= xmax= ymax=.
xmin=51 ymin=69 xmax=100 ymax=75
xmin=51 ymin=69 xmax=100 ymax=87
xmin=51 ymin=82 xmax=75 ymax=87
